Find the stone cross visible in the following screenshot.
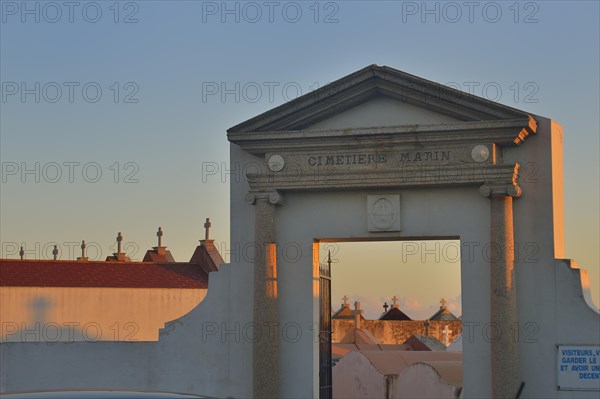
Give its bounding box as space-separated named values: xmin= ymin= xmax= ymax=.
xmin=204 ymin=218 xmax=211 ymax=240
xmin=442 ymin=324 xmax=452 ymax=346
xmin=353 ymin=301 xmax=363 ymax=330
xmin=19 ymin=246 xmax=24 ymax=260
xmin=440 ymin=298 xmax=447 ymax=309
xmin=342 ymin=295 xmax=349 ymax=308
xmin=392 ymin=295 xmax=399 ymax=309
xmin=116 ymin=232 xmax=123 ymax=253
xmin=52 ymin=245 xmax=59 ymax=260
xmin=157 ymin=227 xmax=163 ymax=247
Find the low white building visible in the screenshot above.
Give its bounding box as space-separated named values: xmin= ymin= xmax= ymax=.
xmin=333 ymin=350 xmax=463 ymax=398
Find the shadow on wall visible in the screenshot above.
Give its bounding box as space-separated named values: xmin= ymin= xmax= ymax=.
xmin=2 ymin=296 xmax=88 ymax=342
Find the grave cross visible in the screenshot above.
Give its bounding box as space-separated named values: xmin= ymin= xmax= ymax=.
xmin=116 ymin=232 xmax=123 ymax=253
xmin=204 ymin=218 xmax=211 ymax=240
xmin=342 ymin=295 xmax=349 ymax=307
xmin=157 ymin=227 xmax=163 ymax=247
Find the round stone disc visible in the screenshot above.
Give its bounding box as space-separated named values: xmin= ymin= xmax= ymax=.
xmin=471 ymin=145 xmax=490 ymax=163
xmin=268 ymin=154 xmax=285 ymax=172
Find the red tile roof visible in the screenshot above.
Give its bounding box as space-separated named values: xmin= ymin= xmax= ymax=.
xmin=0 ymin=259 xmax=209 ymax=288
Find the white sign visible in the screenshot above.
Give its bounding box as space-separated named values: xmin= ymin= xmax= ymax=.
xmin=557 ymin=345 xmax=600 ymax=391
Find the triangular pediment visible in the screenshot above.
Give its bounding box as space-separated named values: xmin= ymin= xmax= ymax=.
xmin=305 ymin=94 xmax=459 ymax=130
xmin=228 ymin=65 xmax=532 ymax=133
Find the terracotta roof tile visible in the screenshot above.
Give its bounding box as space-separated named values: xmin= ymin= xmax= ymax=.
xmin=0 ymin=259 xmax=209 ymax=288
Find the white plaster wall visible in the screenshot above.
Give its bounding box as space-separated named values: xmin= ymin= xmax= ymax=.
xmin=502 ymin=117 xmax=600 ymax=399
xmin=0 ymin=287 xmax=206 ymax=342
xmin=152 ymin=261 xmax=252 ymax=397
xmin=0 ymin=263 xmax=250 ymax=398
xmin=0 ymin=340 xmax=157 ymax=393
xmin=333 ymin=353 xmax=461 ymax=399
xmin=332 ymin=351 xmax=385 ymax=399
xmin=393 ymin=363 xmax=461 ymax=398
xmin=228 ymin=143 xmax=265 ymax=395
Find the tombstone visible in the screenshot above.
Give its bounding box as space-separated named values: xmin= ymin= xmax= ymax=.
xmin=227 ymin=65 xmax=600 ymax=398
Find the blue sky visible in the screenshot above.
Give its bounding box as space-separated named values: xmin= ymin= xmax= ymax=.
xmin=1 ymin=0 xmax=598 ymax=313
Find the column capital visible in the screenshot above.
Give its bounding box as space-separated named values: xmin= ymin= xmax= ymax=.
xmin=245 ymin=190 xmax=285 ymax=206
xmin=479 ymin=182 xmax=522 ymax=198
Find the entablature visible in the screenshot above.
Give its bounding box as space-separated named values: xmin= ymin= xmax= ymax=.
xmin=228 ymin=117 xmax=537 ymax=156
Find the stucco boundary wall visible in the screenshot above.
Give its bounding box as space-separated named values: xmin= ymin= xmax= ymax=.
xmin=0 ymin=287 xmax=206 ymax=342
xmin=0 ymin=262 xmax=253 ymax=398
xmin=1 ymin=260 xmax=597 ymax=398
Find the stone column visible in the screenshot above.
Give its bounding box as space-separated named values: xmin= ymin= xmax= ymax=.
xmin=246 ymin=190 xmax=283 ymax=398
xmin=480 ymin=182 xmax=521 ymax=399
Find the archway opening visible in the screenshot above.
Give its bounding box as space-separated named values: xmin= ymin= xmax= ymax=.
xmin=326 ymin=240 xmax=462 ymax=320
xmin=317 ymin=238 xmax=463 ymax=398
